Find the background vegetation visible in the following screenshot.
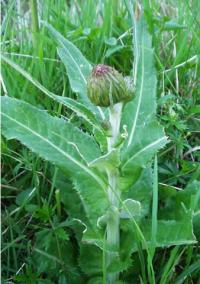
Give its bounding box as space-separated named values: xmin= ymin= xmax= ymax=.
xmin=1 ymin=0 xmax=200 ymax=283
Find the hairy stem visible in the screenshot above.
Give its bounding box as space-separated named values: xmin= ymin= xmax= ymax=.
xmin=106 ymin=103 xmax=122 ymax=283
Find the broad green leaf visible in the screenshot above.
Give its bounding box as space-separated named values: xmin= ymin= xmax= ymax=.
xmin=121 ymin=121 xmax=168 ymax=174
xmin=55 ymin=171 xmax=106 ymax=242
xmin=1 ymin=55 xmax=103 ymax=131
xmin=32 ymin=230 xmax=81 ymax=283
xmin=120 ymin=212 xmax=195 ymax=254
xmin=121 ymin=18 xmax=167 ymax=173
xmin=44 ymin=22 xmax=91 ymax=95
xmin=120 ymin=199 xmax=141 ymax=219
xmin=45 ymin=23 xmax=106 ymax=119
xmin=57 ymin=46 xmax=91 ymax=96
xmin=118 ymin=180 xmax=198 ymax=270
xmin=79 ymin=244 xmax=103 ymax=276
xmin=89 ymin=149 xmax=120 ymax=171
xmin=1 ymin=97 xmax=108 ymax=229
xmin=121 ymin=168 xmax=153 ymax=217
xmin=1 ymin=96 xmax=105 ymax=191
xmin=56 ymin=96 xmax=104 ymax=132
xmin=158 ymin=180 xmax=200 ymax=220
xmin=73 ymin=172 xmax=109 ymax=229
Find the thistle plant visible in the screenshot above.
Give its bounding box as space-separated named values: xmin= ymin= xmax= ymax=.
xmin=87 ymin=63 xmax=133 ymax=282
xmin=1 ymin=11 xmax=198 ymax=284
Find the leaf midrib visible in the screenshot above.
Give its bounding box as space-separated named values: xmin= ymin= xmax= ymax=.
xmin=2 ymin=111 xmax=106 ymax=191
xmin=122 ymin=136 xmax=167 ymax=170
xmin=127 ymin=37 xmax=145 ymax=147
xmin=58 ymin=46 xmax=87 ymax=85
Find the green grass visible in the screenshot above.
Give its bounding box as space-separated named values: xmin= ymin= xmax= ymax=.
xmin=1 ymin=0 xmax=200 ymax=283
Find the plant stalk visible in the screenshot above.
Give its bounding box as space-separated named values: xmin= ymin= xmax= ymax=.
xmin=106 ymin=103 xmax=122 ymax=283
xmin=30 ymin=0 xmax=39 ymax=51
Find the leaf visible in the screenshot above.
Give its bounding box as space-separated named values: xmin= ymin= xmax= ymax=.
xmin=94 ymin=128 xmax=108 ymax=153
xmin=44 ymin=22 xmax=106 ymax=119
xmin=119 ymin=181 xmax=198 ymax=265
xmin=55 ymin=173 xmax=107 ymax=241
xmin=57 ymin=47 xmax=91 ymax=98
xmin=32 ymin=233 xmax=80 ymax=282
xmin=44 ymin=22 xmax=92 ymax=95
xmin=55 ymin=172 xmax=87 ymax=223
xmin=1 ymin=96 xmax=105 ymax=188
xmin=89 ymin=149 xmax=120 ymax=171
xmin=1 ymin=97 xmax=109 ymax=231
xmin=121 ymin=121 xmax=168 ymax=174
xmin=55 ymin=171 xmax=109 ymax=236
xmin=120 ymin=199 xmax=141 ymax=219
xmin=79 ymin=244 xmax=103 ymax=276
xmin=1 ymin=55 xmax=103 ymax=131
xmin=121 ymin=213 xmax=196 ymax=254
xmin=158 ymin=180 xmax=200 ymax=219
xmin=56 ymin=96 xmax=104 ymax=132
xmin=73 ymin=172 xmax=109 ymax=229
xmin=121 ymin=168 xmax=153 ymax=217
xmin=16 ymin=187 xmax=36 ymax=206
xmin=121 ymin=17 xmax=167 ymax=173
xmin=105 ymin=45 xmax=125 ymax=58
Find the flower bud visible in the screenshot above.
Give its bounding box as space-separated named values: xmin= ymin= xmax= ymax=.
xmin=87 ymin=64 xmax=133 ymax=107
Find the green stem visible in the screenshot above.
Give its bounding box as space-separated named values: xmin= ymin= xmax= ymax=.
xmin=55 ymin=189 xmax=61 ymax=219
xmin=106 ymin=103 xmax=122 ymax=283
xmin=106 ymin=170 xmax=120 ymax=283
xmin=30 ymin=0 xmax=39 ymax=50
